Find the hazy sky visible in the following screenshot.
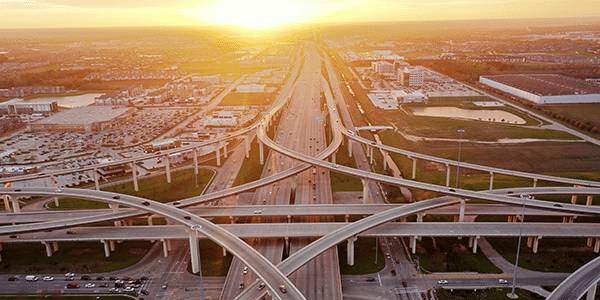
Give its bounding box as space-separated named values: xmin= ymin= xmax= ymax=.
xmin=1 ymin=0 xmax=599 ymax=30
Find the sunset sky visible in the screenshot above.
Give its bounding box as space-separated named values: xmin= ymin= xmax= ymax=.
xmin=1 ymin=0 xmax=599 ymax=30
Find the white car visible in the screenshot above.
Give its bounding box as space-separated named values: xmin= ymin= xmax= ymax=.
xmin=65 ymin=273 xmax=75 ymax=277
xmin=85 ymin=283 xmax=95 ymax=288
xmin=243 ymin=266 xmax=248 ymax=274
xmin=253 ymin=210 xmax=262 ymax=214
xmin=499 ymin=278 xmax=508 ymax=284
xmin=43 ymin=276 xmax=54 ymax=281
xmin=438 ymin=279 xmax=448 ymax=284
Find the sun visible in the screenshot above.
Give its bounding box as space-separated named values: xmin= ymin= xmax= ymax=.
xmin=179 ymin=0 xmax=311 ymax=30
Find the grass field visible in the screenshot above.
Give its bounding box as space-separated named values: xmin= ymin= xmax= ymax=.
xmin=437 ymin=288 xmax=546 ymax=300
xmin=337 ymin=237 xmax=386 ymax=275
xmin=47 ymin=167 xmax=215 ymax=209
xmin=0 ymin=241 xmax=152 ymax=274
xmin=187 ymin=239 xmax=234 ymax=277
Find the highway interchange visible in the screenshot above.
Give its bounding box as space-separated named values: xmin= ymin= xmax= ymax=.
xmin=1 ymin=41 xmax=600 ymax=300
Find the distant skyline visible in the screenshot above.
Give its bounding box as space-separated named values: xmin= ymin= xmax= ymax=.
xmin=1 ymin=0 xmax=600 ymax=30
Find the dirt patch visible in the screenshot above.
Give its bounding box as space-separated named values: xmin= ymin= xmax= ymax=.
xmin=129 ymin=247 xmax=148 ymax=255
xmin=68 ymin=248 xmax=100 ymax=256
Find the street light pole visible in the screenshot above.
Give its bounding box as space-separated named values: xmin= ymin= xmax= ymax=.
xmin=455 ymin=129 xmax=465 ymax=188
xmin=508 ymin=194 xmax=531 ymax=299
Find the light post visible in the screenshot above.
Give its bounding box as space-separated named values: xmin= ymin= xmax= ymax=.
xmin=508 ymin=194 xmax=531 ymax=299
xmin=455 ymin=129 xmax=465 ymax=188
xmin=190 ymin=225 xmax=206 ymax=300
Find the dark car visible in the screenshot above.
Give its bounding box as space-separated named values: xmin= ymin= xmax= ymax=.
xmin=109 ymin=276 xmax=118 ymax=280
xmin=8 ymin=276 xmax=18 ymax=281
xmin=81 ymin=275 xmax=92 ymax=280
xmin=96 ymin=276 xmax=105 ymax=280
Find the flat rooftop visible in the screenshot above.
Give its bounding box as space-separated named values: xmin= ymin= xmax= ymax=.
xmin=34 ymin=106 xmax=132 ymax=125
xmin=481 ymin=74 xmax=600 ymax=96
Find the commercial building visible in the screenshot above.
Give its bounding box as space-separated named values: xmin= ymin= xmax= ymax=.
xmin=95 ymin=85 xmax=143 ymax=106
xmin=264 ymin=56 xmax=291 ymax=68
xmin=204 ymin=111 xmax=237 ymax=127
xmin=399 ymin=67 xmax=424 ymax=87
xmin=0 ymin=98 xmax=58 ymax=115
xmin=191 ymin=75 xmax=221 ymax=84
xmin=391 ymin=90 xmax=428 ymax=103
xmin=0 ymin=86 xmax=65 ymax=98
xmin=372 ymin=61 xmax=395 ymax=75
xmin=236 ymin=84 xmax=266 ymax=93
xmin=480 ymin=74 xmax=600 ymax=104
xmin=29 ymin=106 xmax=135 ymax=132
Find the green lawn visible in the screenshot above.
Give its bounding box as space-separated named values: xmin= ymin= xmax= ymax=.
xmin=48 ymin=167 xmax=215 ymax=209
xmin=437 ymin=288 xmax=546 ymax=300
xmin=337 ymin=237 xmax=386 ymax=275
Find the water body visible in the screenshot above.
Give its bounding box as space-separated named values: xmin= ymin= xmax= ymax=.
xmin=26 ymin=93 xmax=102 ymax=108
xmin=411 ymin=106 xmax=526 ymax=124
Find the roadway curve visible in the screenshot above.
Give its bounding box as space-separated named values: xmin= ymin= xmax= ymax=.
xmin=546 ymin=256 xmax=600 ymax=300
xmin=0 ymin=187 xmax=302 ymax=300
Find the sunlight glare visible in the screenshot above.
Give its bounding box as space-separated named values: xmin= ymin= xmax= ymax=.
xmin=179 ymin=0 xmax=310 ymax=30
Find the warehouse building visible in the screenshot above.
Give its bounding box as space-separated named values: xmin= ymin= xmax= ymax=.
xmin=29 ymin=106 xmax=135 ymax=132
xmin=480 ymin=74 xmax=600 ymax=104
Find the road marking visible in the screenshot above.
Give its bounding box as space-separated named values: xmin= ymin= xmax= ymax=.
xmin=377 ymin=274 xmax=382 ymax=286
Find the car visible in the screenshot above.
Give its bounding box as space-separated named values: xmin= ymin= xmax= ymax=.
xmin=124 ymin=286 xmax=134 ymax=292
xmin=99 ymin=283 xmax=109 ymax=287
xmin=161 ymin=282 xmax=168 ymax=289
xmin=65 ymin=273 xmax=75 ymax=277
xmin=55 ymin=189 xmax=62 ymax=193
xmin=499 ymin=278 xmax=508 ymax=284
xmin=85 ymin=283 xmax=95 ymax=288
xmin=109 ymin=287 xmax=120 ymax=293
xmin=9 ymin=235 xmax=18 ymax=238
xmin=385 ymin=252 xmax=391 ymax=258
xmin=140 ymin=276 xmax=149 ymax=281
xmin=366 ymin=277 xmax=375 ymax=281
xmin=253 ymin=210 xmax=261 ymax=214
xmin=8 ymin=276 xmax=18 ymax=281
xmin=25 ymin=275 xmax=38 ymax=281
xmin=243 ymin=266 xmax=248 ymax=274
xmin=239 ymin=282 xmax=245 ymax=289
xmin=554 ymin=203 xmax=564 ymax=207
xmin=43 ymin=276 xmax=54 ymax=281
xmin=140 ymin=290 xmax=149 ymax=295
xmin=113 ymin=195 xmax=120 ymax=199
xmin=332 ymin=163 xmax=339 ymax=168
xmin=109 ymin=276 xmax=118 ymax=280
xmin=96 ymin=276 xmax=105 ymax=280
xmin=390 ymin=269 xmax=396 ymax=276
xmin=438 ymin=279 xmax=448 ymax=284
xmin=258 ymin=282 xmax=266 ymax=290
xmin=66 ymin=283 xmax=80 ymax=289
xmin=184 ymin=215 xmax=191 ymax=220
xmin=141 ymin=201 xmax=150 ymax=206
xmin=172 ymin=201 xmax=181 ymax=205
xmin=66 ymin=231 xmax=75 ymax=234
xmin=279 ymin=285 xmax=287 ymax=293
xmin=65 ymin=277 xmax=74 ymax=281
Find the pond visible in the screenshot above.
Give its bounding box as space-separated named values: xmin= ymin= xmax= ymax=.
xmin=26 ymin=93 xmax=103 ymax=108
xmin=411 ymin=106 xmax=526 ymax=124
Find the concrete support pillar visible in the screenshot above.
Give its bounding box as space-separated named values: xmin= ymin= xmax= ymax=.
xmin=594 ymin=238 xmax=600 ymax=253
xmin=223 ymin=142 xmax=228 ymax=158
xmin=347 ymin=236 xmax=358 ymax=266
xmin=588 ymin=238 xmax=594 ymax=247
xmin=161 ymin=239 xmax=169 ymax=257
xmin=229 ymin=216 xmax=235 ymax=224
xmin=411 ymin=236 xmax=417 ymax=254
xmin=411 ymin=158 xmax=417 ymax=180
xmin=223 ymin=247 xmax=227 ymax=257
xmin=193 ymin=148 xmax=199 ymax=178
xmin=533 ymin=178 xmax=538 ymax=187
xmin=586 ymin=284 xmax=597 ymax=300
xmin=472 ymin=236 xmax=479 ymax=254
xmin=345 ymin=215 xmax=349 ymax=223
xmin=3 ymin=195 xmax=10 ymax=212
xmin=416 ymin=213 xmax=424 ymax=223
xmin=131 ymin=162 xmax=139 ymax=192
xmin=287 ymin=215 xmax=292 ymax=223
xmin=332 ymin=151 xmax=336 ymax=164
xmin=348 ymin=140 xmax=353 ymax=157
xmin=489 ymin=172 xmax=494 ymax=190
xmin=11 ymin=196 xmax=20 ymax=213
xmin=527 ymin=237 xmax=533 ymax=248
xmin=93 ymin=168 xmax=100 ymax=191
xmin=165 ymin=155 xmax=171 ymax=183
xmin=400 ymin=217 xmax=407 ymax=222
xmin=43 ymin=242 xmax=52 ymax=257
xmin=285 ymin=236 xmax=289 ymax=251
xmin=445 ymin=165 xmax=451 ymax=187
xmin=189 ymin=233 xmax=201 ymax=274
xmin=167 ymin=240 xmax=172 ymax=252
xmin=361 ymin=180 xmax=369 ymax=203
xmin=101 ymin=240 xmax=110 ymax=257
xmin=587 ymin=196 xmax=594 ymax=206
xmin=109 ymin=241 xmax=115 ymax=251
xmin=147 ymin=215 xmax=153 ymax=226
xmin=52 ymin=242 xmax=58 ymax=252
xmin=572 ymin=195 xmax=578 ymax=204
xmin=259 ymin=141 xmax=264 ymax=165
xmin=383 ymin=151 xmax=387 ymax=170
xmin=468 ymin=236 xmax=474 ymax=247
xmin=50 ymin=175 xmax=59 ymax=207
xmin=459 ymin=199 xmax=466 ymax=223
xmin=244 ymin=136 xmax=250 ymax=158
xmin=369 ymin=147 xmax=374 ymax=164
xmin=533 ymin=237 xmax=541 ymax=253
